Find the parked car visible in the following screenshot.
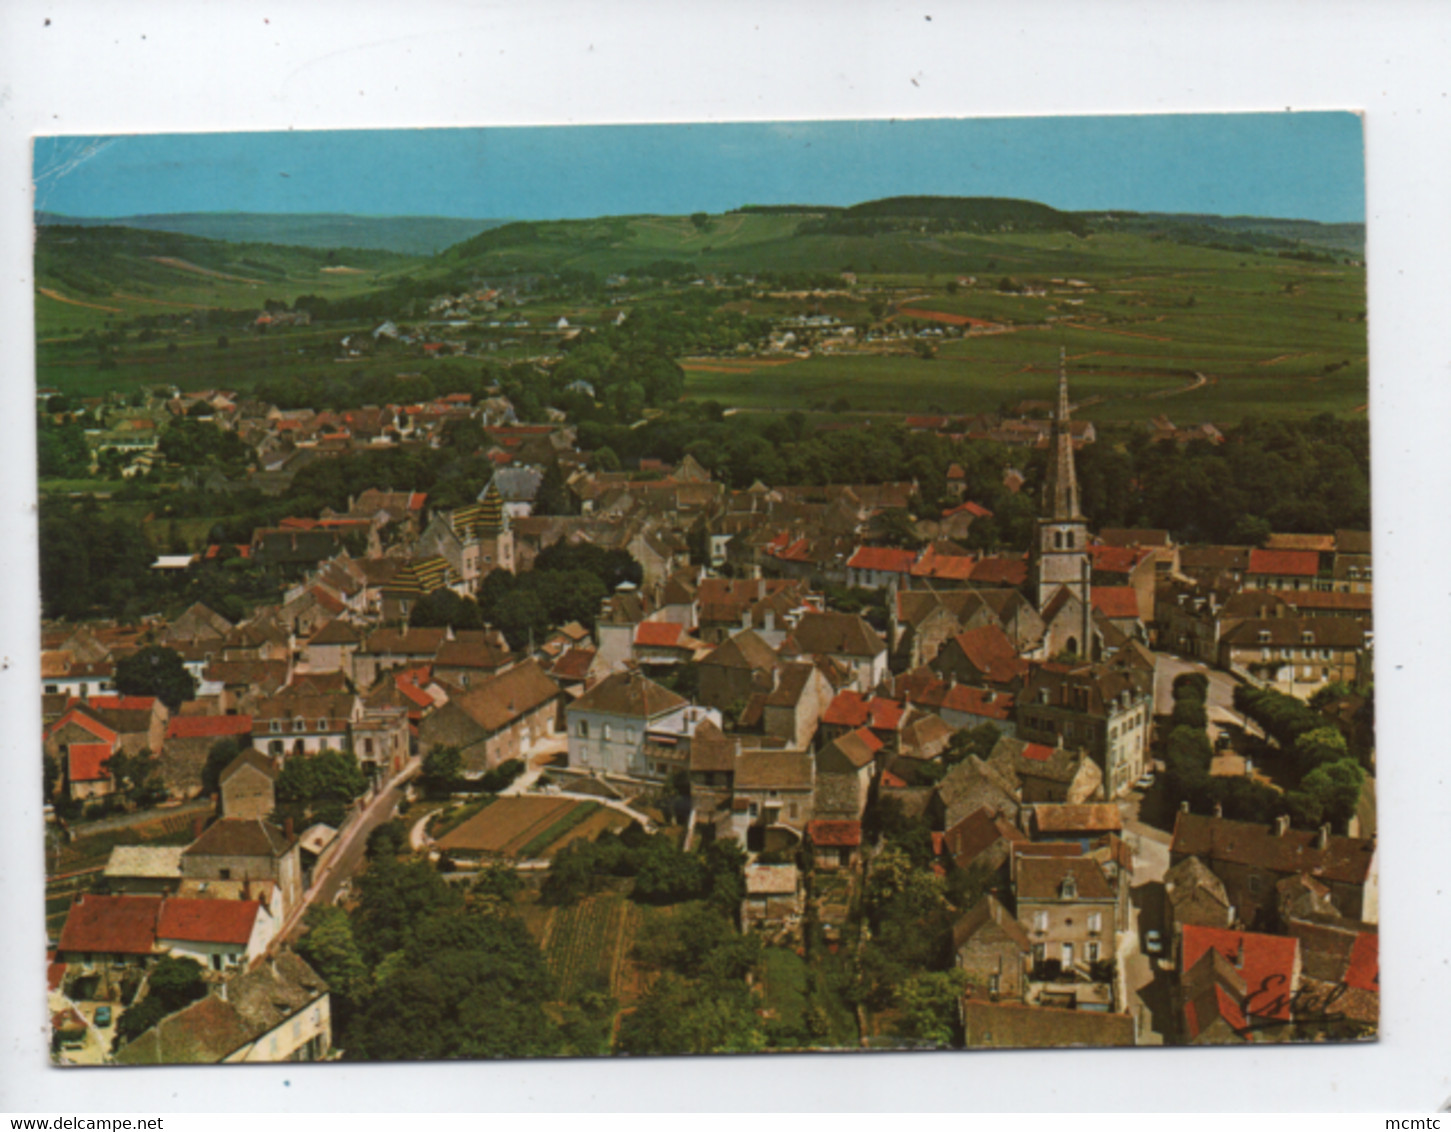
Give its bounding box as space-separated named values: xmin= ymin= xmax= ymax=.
xmin=1144 ymin=929 xmax=1163 ymax=955
xmin=93 ymin=1006 xmax=112 ymax=1028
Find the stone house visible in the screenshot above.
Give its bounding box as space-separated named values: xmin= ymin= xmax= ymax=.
xmin=732 ymin=749 xmax=815 ymax=850
xmin=697 ymin=628 xmax=779 ymax=714
xmin=1170 ymin=811 xmax=1378 ymax=928
xmin=953 ymin=893 xmax=1031 ymax=1001
xmin=782 ymin=611 xmax=889 ymax=692
xmin=219 ymin=749 xmax=279 ymax=820
xmin=985 ymin=735 xmax=1102 ymax=805
xmin=181 ymin=818 xmax=303 ymax=916
xmin=1015 ymin=660 xmax=1153 ymax=799
xmin=418 ymin=659 xmax=562 ymax=775
xmin=740 ymin=864 xmax=804 ymax=934
xmin=813 ymin=728 xmax=882 ymax=821
xmin=565 ymin=670 xmax=687 ymax=779
xmin=1013 ymin=846 xmax=1124 ymax=982
xmin=251 ymin=691 xmax=361 ymax=759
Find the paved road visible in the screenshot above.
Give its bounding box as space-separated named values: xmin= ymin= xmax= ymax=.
xmin=1153 ymin=651 xmax=1259 ymax=742
xmin=280 ymin=757 xmax=419 ymax=941
xmin=1119 ymin=822 xmax=1173 ymax=1045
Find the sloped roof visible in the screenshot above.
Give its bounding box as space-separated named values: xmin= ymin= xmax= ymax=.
xmin=847 ymin=545 xmax=917 ymax=574
xmin=789 ymin=611 xmax=885 ymax=659
xmin=952 ymin=892 xmax=1030 ymax=951
xmin=156 ymin=898 xmax=261 ymax=945
xmin=220 ymin=748 xmax=277 ymax=785
xmin=635 ymin=621 xmax=685 ymax=648
xmin=1031 ymin=803 xmax=1123 ymax=834
xmin=104 ymin=845 xmax=185 ymax=880
xmin=166 ymin=714 xmax=253 ymax=741
xmin=58 ymin=894 xmax=161 ymax=955
xmin=735 ymin=750 xmax=813 ymax=791
xmin=1091 ymin=587 xmax=1141 ymax=620
xmin=453 ymin=660 xmax=561 ymax=733
xmin=819 ymin=727 xmax=883 ymax=771
xmin=1171 ymin=812 xmax=1374 ymax=886
xmin=1247 ymin=548 xmax=1320 ymax=577
xmin=701 ymin=629 xmax=780 ymax=673
xmin=570 ymin=670 xmax=687 ymax=720
xmin=184 ymin=818 xmax=292 ymax=859
xmin=806 ymin=819 xmax=862 ymax=848
xmin=310 ymin=619 xmax=363 ymax=646
xmin=1015 ymin=854 xmax=1115 ymax=901
xmin=1181 ymin=924 xmax=1299 ymax=1025
xmin=68 ymin=742 xmax=114 ymax=783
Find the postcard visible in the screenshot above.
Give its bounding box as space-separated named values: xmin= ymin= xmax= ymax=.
xmin=34 ymin=114 xmax=1375 ymax=1066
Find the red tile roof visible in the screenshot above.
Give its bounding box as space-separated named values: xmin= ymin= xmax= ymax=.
xmin=952 ymin=624 xmax=1019 ymax=672
xmin=847 ymin=545 xmax=918 ymax=574
xmin=68 ymin=695 xmax=156 ymax=713
xmin=1344 ymin=931 xmax=1378 ymax=993
xmin=1248 ymin=548 xmax=1320 ymax=577
xmin=58 ymin=894 xmax=161 ymax=956
xmin=635 ymin=621 xmax=685 ymax=648
xmin=822 ymin=691 xmax=905 ymax=731
xmin=943 ymin=500 xmax=993 ymax=519
xmin=550 ymin=648 xmax=597 ymax=681
xmin=156 ymin=898 xmax=261 ymax=946
xmin=1019 ymin=742 xmax=1055 ymax=762
xmin=166 ymin=714 xmax=254 ymax=741
xmin=68 ymin=742 xmax=114 ymax=783
xmin=1181 ymin=924 xmax=1299 ymax=1025
xmin=880 ymin=768 xmax=909 ymax=788
xmin=969 ymin=555 xmax=1028 ymax=586
xmin=1087 ymin=545 xmax=1152 ymax=575
xmin=941 ymin=684 xmax=1016 ymax=721
xmin=910 ymin=548 xmax=976 ymax=582
xmin=1091 ymin=586 xmax=1141 ymax=620
xmin=807 ymin=820 xmax=862 ymax=848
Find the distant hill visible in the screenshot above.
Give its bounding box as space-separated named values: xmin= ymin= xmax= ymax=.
xmin=35 ymin=211 xmax=509 ymax=255
xmin=1077 ymin=211 xmax=1364 ymax=257
xmin=34 ymin=223 xmax=418 ymax=305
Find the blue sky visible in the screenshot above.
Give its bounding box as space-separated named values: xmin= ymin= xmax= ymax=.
xmin=33 ymin=113 xmax=1365 ymax=223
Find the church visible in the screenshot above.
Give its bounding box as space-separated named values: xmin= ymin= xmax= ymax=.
xmin=1031 ymin=349 xmax=1107 ymax=662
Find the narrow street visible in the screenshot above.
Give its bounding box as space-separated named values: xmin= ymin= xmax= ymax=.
xmin=1153 ymin=651 xmax=1259 ymax=744
xmin=1118 ymin=820 xmax=1173 ymax=1045
xmin=280 ymin=756 xmax=420 ymax=942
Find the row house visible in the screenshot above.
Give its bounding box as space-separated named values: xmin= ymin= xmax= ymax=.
xmin=1015 ymin=661 xmax=1153 ymax=799
xmin=251 ymin=691 xmax=362 ymax=759
xmin=1217 ymin=616 xmax=1367 ymax=698
xmin=417 ymin=659 xmax=562 ymax=776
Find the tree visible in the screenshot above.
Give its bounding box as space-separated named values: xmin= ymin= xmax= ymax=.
xmin=113 ymin=645 xmax=196 ymax=710
xmin=1287 ymin=758 xmax=1364 ymax=830
xmin=200 ymin=738 xmax=246 ymax=797
xmin=146 ymin=955 xmax=207 ymax=1013
xmin=615 ymin=972 xmax=764 ymax=1056
xmin=297 ymin=905 xmax=371 ymax=1002
xmin=365 ymin=819 xmax=410 ymax=861
xmin=895 ymin=969 xmax=967 ymax=1047
xmin=275 ymin=749 xmax=368 ymax=811
xmin=419 ymin=746 xmax=464 ymax=798
xmin=408 ymin=589 xmax=484 ymax=631
xmin=1291 ymin=726 xmax=1350 ymax=772
xmin=112 ymin=997 xmax=168 ymax=1052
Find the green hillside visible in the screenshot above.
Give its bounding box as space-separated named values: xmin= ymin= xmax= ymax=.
xmin=34 ymin=224 xmax=424 ymax=335
xmin=36 ymin=211 xmax=508 ymax=255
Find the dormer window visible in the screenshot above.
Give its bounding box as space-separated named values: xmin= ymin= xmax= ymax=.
xmin=1301 ymin=631 xmax=1314 ymax=645
xmin=1059 ymin=872 xmax=1078 ymax=900
xmin=317 ymin=719 xmax=328 ymax=731
xmin=270 ymin=720 xmax=282 ymax=733
xmin=293 ymin=717 xmax=305 ymax=732
xmin=1257 ymin=629 xmax=1271 ymax=644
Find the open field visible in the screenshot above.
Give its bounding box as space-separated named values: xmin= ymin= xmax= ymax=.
xmin=434 ymin=795 xmax=607 ymax=859
xmin=539 ymin=890 xmax=633 ymax=1000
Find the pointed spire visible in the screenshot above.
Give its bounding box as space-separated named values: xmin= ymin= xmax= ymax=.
xmin=1042 ymin=347 xmax=1083 ymax=520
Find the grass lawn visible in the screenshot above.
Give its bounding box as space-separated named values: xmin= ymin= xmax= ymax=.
xmin=760 ymin=946 xmax=810 ymax=1030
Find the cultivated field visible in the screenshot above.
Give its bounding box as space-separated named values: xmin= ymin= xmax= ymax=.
xmin=434 ymin=795 xmax=620 ymax=860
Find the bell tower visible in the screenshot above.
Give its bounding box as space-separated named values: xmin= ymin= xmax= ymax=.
xmin=1033 ymin=348 xmax=1090 ymax=610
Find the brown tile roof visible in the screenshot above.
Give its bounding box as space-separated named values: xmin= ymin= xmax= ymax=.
xmin=452 ymin=660 xmax=561 ymax=733
xmin=184 ymin=818 xmax=292 ymax=859
xmin=806 ymin=819 xmax=861 ymax=847
xmin=687 ymin=718 xmax=737 ymax=774
xmin=1015 ymin=853 xmax=1115 ymax=901
xmin=951 ymin=892 xmax=1030 ymax=951
xmin=944 ymin=805 xmax=1026 ymax=868
xmin=1219 ymin=617 xmax=1367 ymax=649
xmin=1030 ymin=803 xmax=1123 ymax=834
xmin=1171 ymin=812 xmax=1375 ymax=886
xmin=734 ymin=750 xmax=813 ymax=791
xmin=570 ymin=670 xmax=687 ymax=720
xmin=220 ymin=748 xmax=278 ymax=785
xmin=960 ymin=999 xmax=1135 ymax=1048
xmin=819 ymin=727 xmax=882 ymax=771
xmin=701 ymin=629 xmax=781 ymax=673
xmin=787 ymin=611 xmax=886 ymax=659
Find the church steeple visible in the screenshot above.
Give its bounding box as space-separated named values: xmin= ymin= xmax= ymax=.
xmin=1032 ymin=348 xmax=1091 ymax=615
xmin=1043 ymin=346 xmax=1082 ymax=520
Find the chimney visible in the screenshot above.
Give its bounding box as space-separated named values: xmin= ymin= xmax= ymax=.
xmin=757 ymin=577 xmax=766 ymax=601
xmin=284 ymin=816 xmax=294 ymax=842
xmin=1316 ymin=824 xmax=1330 ymax=850
xmin=1213 ymin=802 xmax=1223 ymax=819
xmin=1180 ymin=800 xmax=1190 ymax=814
xmin=193 ymin=814 xmax=205 ymax=840
xmin=1275 ymin=814 xmax=1291 ymax=837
